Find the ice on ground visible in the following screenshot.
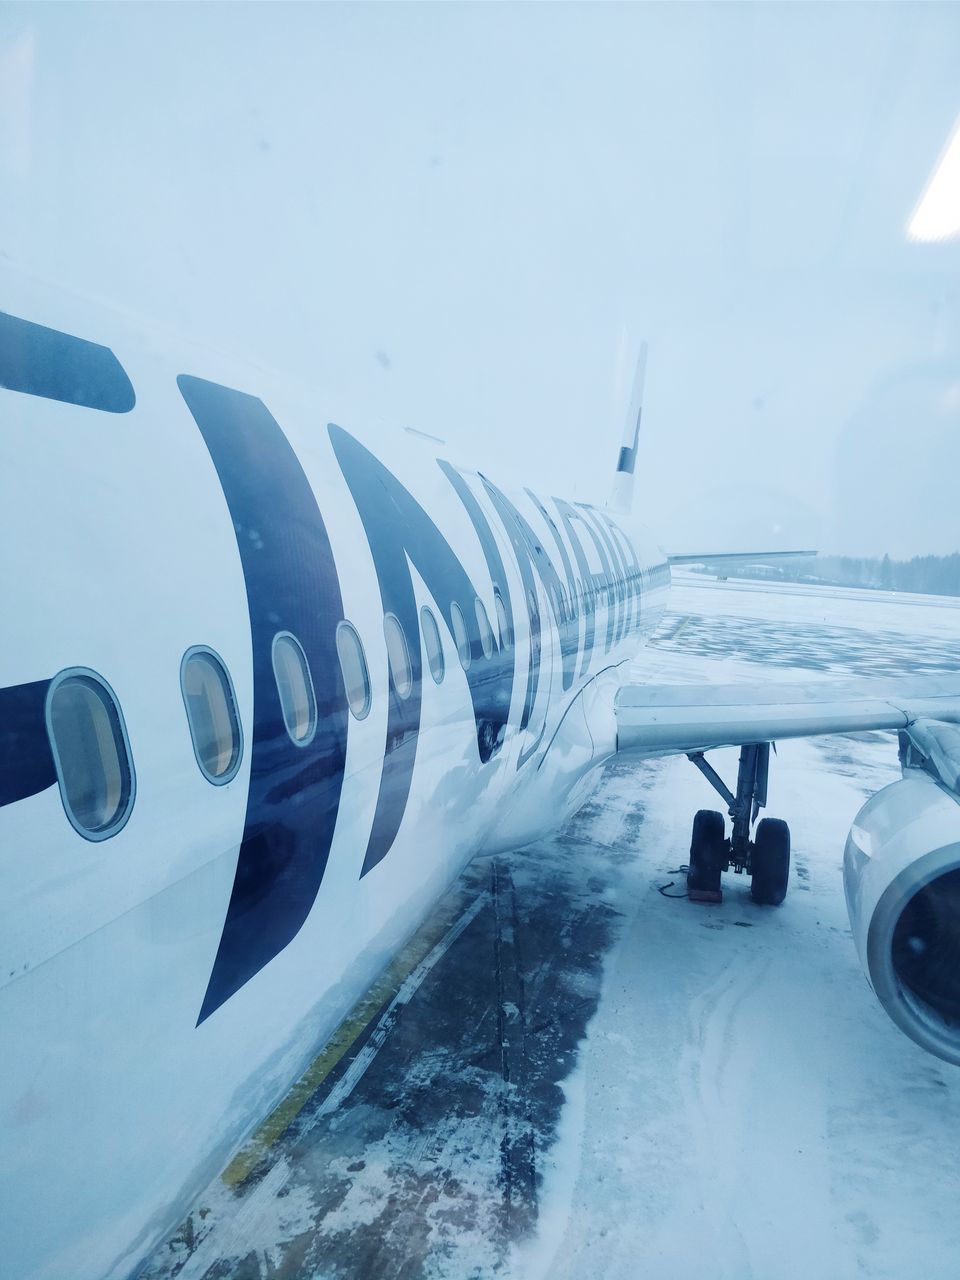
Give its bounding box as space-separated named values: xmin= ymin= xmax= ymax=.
xmin=526 ymin=575 xmax=960 ymax=1280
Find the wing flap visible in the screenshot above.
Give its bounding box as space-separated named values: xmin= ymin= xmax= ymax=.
xmin=616 ymin=677 xmax=960 ymax=757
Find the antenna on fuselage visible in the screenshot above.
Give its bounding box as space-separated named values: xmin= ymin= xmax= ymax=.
xmin=606 ymin=341 xmax=648 ymax=516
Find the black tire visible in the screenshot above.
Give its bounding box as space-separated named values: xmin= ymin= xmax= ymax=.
xmin=688 ymin=809 xmax=725 ymax=899
xmin=751 ymin=817 xmax=790 ymax=906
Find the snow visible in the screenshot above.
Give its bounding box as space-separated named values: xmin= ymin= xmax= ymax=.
xmin=141 ymin=573 xmax=960 ymax=1280
xmin=527 ymin=573 xmax=960 ymax=1280
xmin=514 ymin=1063 xmax=588 ymax=1280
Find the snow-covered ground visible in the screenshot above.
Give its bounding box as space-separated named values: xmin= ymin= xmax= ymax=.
xmin=141 ymin=574 xmax=960 ymax=1280
xmin=525 ymin=574 xmax=960 ymax=1280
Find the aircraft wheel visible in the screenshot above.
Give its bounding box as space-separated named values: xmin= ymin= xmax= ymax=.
xmin=751 ymin=817 xmax=790 ymax=906
xmin=688 ymin=809 xmax=725 ymax=902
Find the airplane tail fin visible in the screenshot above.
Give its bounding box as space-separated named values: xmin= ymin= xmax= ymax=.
xmin=606 ymin=341 xmax=648 ymax=516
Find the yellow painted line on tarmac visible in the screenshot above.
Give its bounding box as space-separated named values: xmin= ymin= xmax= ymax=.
xmin=221 ymin=891 xmax=475 ymax=1188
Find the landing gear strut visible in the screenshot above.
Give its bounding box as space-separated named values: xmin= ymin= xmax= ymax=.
xmin=685 ymin=743 xmax=790 ymax=905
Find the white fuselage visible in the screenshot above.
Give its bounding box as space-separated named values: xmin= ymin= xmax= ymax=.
xmin=0 ymin=277 xmax=669 ymax=1280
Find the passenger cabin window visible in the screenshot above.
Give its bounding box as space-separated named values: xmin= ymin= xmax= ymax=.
xmin=46 ymin=670 xmax=135 ymax=840
xmin=181 ymin=648 xmax=242 ymax=783
xmin=272 ymin=632 xmax=317 ymax=745
xmin=384 ymin=614 xmax=413 ymax=698
xmin=494 ymin=592 xmax=512 ymax=649
xmin=421 ymin=606 xmax=445 ymax=684
xmin=336 ymin=622 xmax=372 ymax=718
xmin=451 ymin=602 xmax=471 ymax=670
xmin=475 ymin=598 xmax=494 ymax=659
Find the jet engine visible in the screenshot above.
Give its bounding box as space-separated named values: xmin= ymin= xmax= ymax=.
xmin=844 ymin=719 xmax=960 ymax=1065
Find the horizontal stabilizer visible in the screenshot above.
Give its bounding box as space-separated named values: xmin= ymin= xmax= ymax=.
xmin=616 ymin=675 xmax=960 ymax=758
xmin=667 ymin=549 xmax=817 ymax=566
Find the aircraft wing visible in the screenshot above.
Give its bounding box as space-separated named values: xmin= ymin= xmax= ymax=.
xmin=615 ymin=675 xmax=960 ymax=757
xmin=666 ymin=550 xmax=817 ymax=567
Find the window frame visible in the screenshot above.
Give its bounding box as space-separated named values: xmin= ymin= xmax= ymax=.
xmin=336 ymin=620 xmax=372 ymax=719
xmin=475 ymin=597 xmax=495 ymax=660
xmin=271 ymin=631 xmax=318 ymax=747
xmin=420 ymin=605 xmax=445 ymax=684
xmin=494 ymin=590 xmax=513 ymax=649
xmin=179 ymin=645 xmax=244 ymax=785
xmin=450 ymin=601 xmax=472 ymax=670
xmin=45 ymin=666 xmax=136 ymax=842
xmin=383 ymin=613 xmax=414 ymax=699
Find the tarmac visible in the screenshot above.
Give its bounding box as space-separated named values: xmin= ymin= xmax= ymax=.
xmin=137 ymin=575 xmax=960 ymax=1280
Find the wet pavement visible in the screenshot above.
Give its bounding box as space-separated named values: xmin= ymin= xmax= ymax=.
xmin=656 ymin=613 xmax=960 ymax=677
xmin=137 ymin=796 xmax=641 ymax=1280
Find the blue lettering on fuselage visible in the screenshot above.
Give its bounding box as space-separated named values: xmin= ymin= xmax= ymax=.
xmin=178 ymin=377 xmax=349 ymax=1024
xmin=0 ymin=679 xmax=55 ymax=806
xmin=329 ymin=426 xmax=513 ymax=876
xmin=0 ymin=347 xmax=646 ymax=1020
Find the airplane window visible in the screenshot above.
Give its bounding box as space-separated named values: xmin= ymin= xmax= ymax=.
xmin=180 ymin=648 xmax=243 ymax=783
xmin=494 ymin=591 xmax=513 ymax=649
xmin=272 ymin=632 xmax=317 ymax=745
xmin=336 ymin=621 xmax=372 ymax=718
xmin=420 ymin=606 xmax=445 ymax=684
xmin=475 ymin=598 xmax=494 ymax=659
xmin=384 ymin=613 xmax=413 ymax=698
xmin=46 ymin=670 xmax=135 ymax=840
xmin=451 ymin=602 xmax=472 ymax=670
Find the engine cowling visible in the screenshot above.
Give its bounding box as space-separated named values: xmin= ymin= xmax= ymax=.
xmin=845 ymin=761 xmax=960 ymax=1065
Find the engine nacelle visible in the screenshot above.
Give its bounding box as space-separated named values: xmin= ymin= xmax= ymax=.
xmin=845 ymin=745 xmax=960 ymax=1065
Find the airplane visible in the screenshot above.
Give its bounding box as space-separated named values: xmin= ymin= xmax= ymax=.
xmin=3 ymin=269 xmax=960 ymax=1280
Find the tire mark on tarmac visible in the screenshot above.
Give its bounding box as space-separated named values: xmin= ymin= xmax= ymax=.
xmin=680 ymin=952 xmax=771 ymax=1279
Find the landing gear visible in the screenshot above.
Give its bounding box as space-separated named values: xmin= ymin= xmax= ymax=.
xmin=688 ymin=809 xmax=725 ymax=903
xmin=751 ymin=818 xmax=790 ymax=905
xmin=684 ymin=743 xmax=791 ymax=905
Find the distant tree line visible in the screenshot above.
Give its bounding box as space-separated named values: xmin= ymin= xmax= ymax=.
xmin=699 ymin=553 xmax=960 ymax=598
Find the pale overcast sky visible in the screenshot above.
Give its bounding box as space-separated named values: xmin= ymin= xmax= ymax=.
xmin=2 ymin=2 xmax=959 ymax=558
